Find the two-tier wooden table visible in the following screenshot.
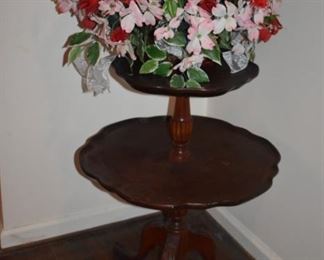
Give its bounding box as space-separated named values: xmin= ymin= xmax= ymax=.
xmin=77 ymin=58 xmax=281 ymax=259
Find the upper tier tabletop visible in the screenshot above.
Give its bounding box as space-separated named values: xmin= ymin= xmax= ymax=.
xmin=111 ymin=58 xmax=259 ymax=97
xmin=78 ymin=116 xmax=280 ymax=211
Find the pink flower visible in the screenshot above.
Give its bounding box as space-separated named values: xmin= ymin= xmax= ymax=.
xmin=169 ymin=8 xmax=184 ymax=28
xmin=173 ymin=54 xmax=204 ymax=72
xmin=114 ymin=41 xmax=137 ymax=60
xmin=184 ymin=0 xmax=200 ymax=16
xmin=137 ymin=0 xmax=163 ymax=25
xmin=99 ymin=0 xmax=123 ymax=16
xmin=88 ymin=15 xmax=111 ymax=41
xmin=154 ymin=8 xmax=183 ymax=41
xmin=120 ymin=1 xmax=144 ymax=33
xmin=236 ymin=4 xmax=259 ymax=41
xmin=248 ymin=27 xmax=260 ymax=41
xmin=187 ymin=17 xmax=215 ymax=55
xmin=154 ymin=27 xmax=174 ymax=40
xmin=55 ymin=0 xmax=77 ymax=14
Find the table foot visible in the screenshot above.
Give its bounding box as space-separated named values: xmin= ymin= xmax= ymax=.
xmin=186 ymin=231 xmax=216 ymax=260
xmin=115 ymin=210 xmax=216 ymax=260
xmin=137 ymin=223 xmax=167 ymax=259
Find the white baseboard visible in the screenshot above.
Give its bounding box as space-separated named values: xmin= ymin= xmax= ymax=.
xmin=208 ymin=208 xmax=282 ymax=260
xmin=1 ymin=205 xmax=154 ymax=249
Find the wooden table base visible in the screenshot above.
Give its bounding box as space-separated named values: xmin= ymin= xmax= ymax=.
xmin=78 ymin=59 xmax=279 ymax=260
xmin=115 ymin=210 xmax=215 ymax=260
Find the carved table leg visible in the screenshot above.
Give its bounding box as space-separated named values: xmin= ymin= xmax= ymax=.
xmin=161 ymin=210 xmax=187 ymax=260
xmin=161 ymin=210 xmax=216 ymax=260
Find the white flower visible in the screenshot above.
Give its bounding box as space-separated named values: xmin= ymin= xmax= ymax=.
xmin=212 ymin=1 xmax=238 ymax=34
xmin=254 ymin=8 xmax=268 ymax=25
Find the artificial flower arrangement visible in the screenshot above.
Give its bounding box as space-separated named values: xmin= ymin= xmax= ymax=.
xmin=54 ymin=0 xmax=282 ymax=93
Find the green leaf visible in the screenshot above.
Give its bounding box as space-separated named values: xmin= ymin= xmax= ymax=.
xmin=133 ymin=36 xmax=145 ymax=63
xmin=202 ymin=46 xmax=221 ymax=65
xmin=220 ymin=30 xmax=230 ymax=42
xmin=219 ymin=30 xmax=231 ymax=50
xmin=264 ymin=15 xmax=278 ymax=24
xmin=153 ymin=62 xmax=173 ymax=77
xmin=165 ymin=31 xmax=187 ymax=47
xmin=186 ymin=79 xmax=201 ymax=89
xmin=146 ymin=45 xmax=167 ymax=61
xmin=178 ymin=0 xmax=185 ymax=8
xmin=170 ymin=74 xmax=185 ymax=88
xmin=187 ymin=67 xmax=209 ymax=83
xmin=131 ymin=30 xmax=145 ymax=62
xmin=68 ymin=46 xmax=83 ymax=64
xmin=86 ymin=42 xmax=100 ymax=65
xmin=164 ymin=0 xmax=177 ymax=17
xmin=68 ymin=32 xmax=91 ymax=46
xmin=130 ymin=33 xmax=139 ymax=46
xmin=138 ymin=43 xmax=146 ymax=63
xmin=248 ymin=49 xmax=256 ymax=62
xmin=139 ymin=60 xmax=159 ymax=74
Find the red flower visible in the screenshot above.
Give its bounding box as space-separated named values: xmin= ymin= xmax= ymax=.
xmin=270 ymin=17 xmax=282 ymax=35
xmin=251 ymin=0 xmax=268 ymax=9
xmin=259 ymin=27 xmax=272 ymax=42
xmin=80 ymin=17 xmax=97 ymax=30
xmin=110 ymin=27 xmax=129 ymax=42
xmin=121 ymin=0 xmax=131 ymax=6
xmin=79 ymin=0 xmax=99 ymax=14
xmin=199 ymin=0 xmax=217 ymax=13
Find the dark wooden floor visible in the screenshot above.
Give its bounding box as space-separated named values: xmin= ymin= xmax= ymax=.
xmin=0 ymin=210 xmax=253 ymax=260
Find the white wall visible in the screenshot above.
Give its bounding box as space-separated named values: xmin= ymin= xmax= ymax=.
xmin=208 ymin=1 xmax=324 ymax=259
xmin=0 ymin=1 xmax=206 ymax=247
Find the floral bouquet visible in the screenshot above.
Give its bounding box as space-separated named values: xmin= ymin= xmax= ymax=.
xmin=54 ymin=0 xmax=282 ymax=94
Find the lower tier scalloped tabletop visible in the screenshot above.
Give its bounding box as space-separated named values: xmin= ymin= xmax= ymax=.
xmin=78 ymin=116 xmax=280 ymax=211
